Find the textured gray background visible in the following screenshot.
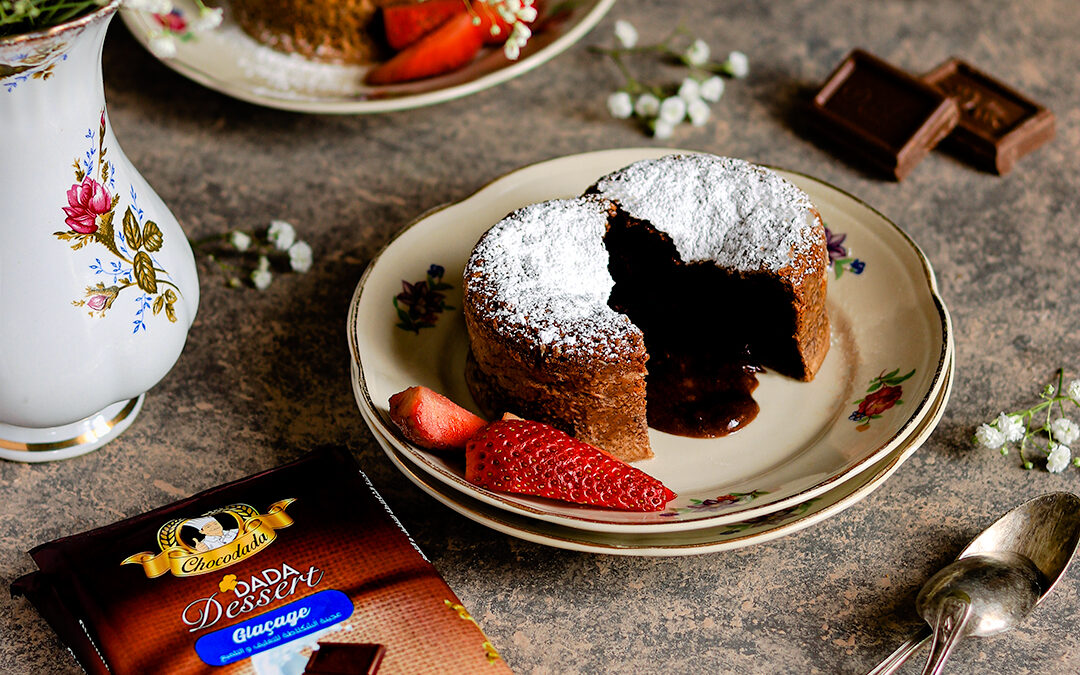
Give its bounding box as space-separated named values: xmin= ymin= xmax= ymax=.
xmin=4 ymin=0 xmax=1080 ymax=672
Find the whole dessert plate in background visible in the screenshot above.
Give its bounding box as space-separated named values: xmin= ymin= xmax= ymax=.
xmin=358 ymin=354 xmax=953 ymax=555
xmin=120 ymin=0 xmax=614 ymax=113
xmin=347 ymin=148 xmax=952 ymax=533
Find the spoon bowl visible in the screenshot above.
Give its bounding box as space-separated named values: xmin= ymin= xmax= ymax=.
xmin=916 ymin=551 xmax=1045 ymax=637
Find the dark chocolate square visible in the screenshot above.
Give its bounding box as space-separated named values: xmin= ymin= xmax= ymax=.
xmin=923 ymin=58 xmax=1055 ymax=174
xmin=808 ymin=49 xmax=959 ymax=180
xmin=304 ymin=642 xmax=386 ymax=675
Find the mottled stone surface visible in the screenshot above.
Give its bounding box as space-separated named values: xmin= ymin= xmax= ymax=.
xmin=4 ymin=0 xmax=1080 ymax=673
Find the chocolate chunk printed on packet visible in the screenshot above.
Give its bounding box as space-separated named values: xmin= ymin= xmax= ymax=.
xmin=12 ymin=448 xmax=510 ymax=675
xmin=923 ymin=58 xmax=1055 ymax=175
xmin=808 ymin=49 xmax=959 ymax=180
xmin=305 ymin=642 xmax=385 ymax=674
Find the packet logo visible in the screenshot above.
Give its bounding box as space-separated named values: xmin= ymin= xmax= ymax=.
xmin=121 ymin=499 xmax=296 ymax=578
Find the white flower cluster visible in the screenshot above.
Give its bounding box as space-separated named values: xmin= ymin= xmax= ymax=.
xmin=131 ymin=0 xmax=222 ymax=59
xmin=197 ymin=219 xmax=314 ymax=290
xmin=975 ymin=375 xmax=1080 ymax=473
xmin=484 ymin=0 xmax=537 ymax=60
xmin=601 ymin=21 xmax=749 ymax=138
xmin=608 ymin=71 xmax=728 ymax=138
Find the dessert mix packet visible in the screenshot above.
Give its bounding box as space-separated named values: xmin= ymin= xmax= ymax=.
xmin=12 ymin=448 xmax=511 ymax=675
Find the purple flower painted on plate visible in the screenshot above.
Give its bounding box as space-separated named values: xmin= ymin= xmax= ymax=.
xmin=824 ymin=224 xmax=866 ymax=279
xmin=394 ymin=264 xmax=454 ymax=333
xmin=825 ymin=227 xmax=847 ymax=264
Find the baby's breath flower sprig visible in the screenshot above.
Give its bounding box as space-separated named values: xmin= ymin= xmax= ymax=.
xmin=974 ymin=369 xmax=1080 ymax=473
xmin=463 ymin=0 xmax=537 ymax=60
xmin=190 ymin=219 xmax=314 ymax=291
xmin=589 ymin=21 xmax=749 ymax=138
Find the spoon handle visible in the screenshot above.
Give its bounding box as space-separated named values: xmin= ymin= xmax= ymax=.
xmin=864 ymin=627 xmax=931 ymax=675
xmin=921 ymin=596 xmax=974 ymax=675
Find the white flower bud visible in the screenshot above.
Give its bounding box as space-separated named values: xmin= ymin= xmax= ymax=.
xmin=699 ymin=76 xmax=725 ymax=102
xmin=268 ymin=220 xmax=296 ymax=251
xmin=687 ymin=98 xmax=711 ymax=127
xmin=1048 ymin=443 xmax=1072 ymax=473
xmin=1051 ymin=418 xmax=1080 ymax=445
xmin=658 ymin=96 xmax=686 ymax=124
xmin=653 ymin=118 xmax=675 ymax=139
xmin=614 ymin=20 xmax=638 ymax=48
xmin=726 ymin=50 xmax=749 ymax=78
xmin=148 ymin=34 xmax=178 ymax=59
xmin=974 ymin=423 xmax=1005 ymax=449
xmin=288 ymin=241 xmax=313 ymax=273
xmin=230 ymin=231 xmax=251 ymax=252
xmin=251 ymin=268 xmax=272 ymax=291
xmin=634 ymin=93 xmax=660 ymax=118
xmin=607 ymin=91 xmax=633 ymax=119
xmin=678 ymin=77 xmax=700 ymax=103
xmin=995 ymin=412 xmax=1025 ymax=443
xmin=684 ymin=39 xmax=710 ymax=66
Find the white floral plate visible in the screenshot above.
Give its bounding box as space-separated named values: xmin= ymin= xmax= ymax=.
xmin=347 ymin=148 xmax=952 ymax=533
xmin=119 ymin=0 xmax=614 ymax=114
xmin=360 ymin=354 xmax=953 ymax=555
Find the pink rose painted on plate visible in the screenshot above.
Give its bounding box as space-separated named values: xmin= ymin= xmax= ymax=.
xmin=849 ymin=368 xmax=915 ymax=431
xmin=63 ymin=176 xmax=111 ymax=234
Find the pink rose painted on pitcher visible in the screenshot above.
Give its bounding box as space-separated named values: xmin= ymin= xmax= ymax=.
xmin=63 ymin=175 xmax=111 ymax=234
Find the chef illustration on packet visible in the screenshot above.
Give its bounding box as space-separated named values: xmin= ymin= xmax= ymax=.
xmin=183 ymin=515 xmax=240 ymax=552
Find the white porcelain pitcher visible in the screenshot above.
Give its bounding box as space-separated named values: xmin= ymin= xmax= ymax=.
xmin=0 ymin=1 xmax=199 ymax=461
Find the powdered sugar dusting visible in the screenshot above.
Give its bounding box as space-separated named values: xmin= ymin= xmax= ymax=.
xmin=465 ymin=198 xmax=640 ymax=357
xmin=594 ymin=154 xmax=818 ymax=272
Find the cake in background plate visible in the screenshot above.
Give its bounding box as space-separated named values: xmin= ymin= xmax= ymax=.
xmin=230 ymin=0 xmax=394 ymax=64
xmin=463 ymin=154 xmax=830 ymax=463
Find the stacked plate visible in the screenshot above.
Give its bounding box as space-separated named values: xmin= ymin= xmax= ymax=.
xmin=347 ymin=148 xmax=954 ymax=556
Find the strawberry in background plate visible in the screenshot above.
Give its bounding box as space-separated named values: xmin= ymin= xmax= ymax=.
xmin=366 ymin=12 xmax=484 ymax=85
xmin=383 ymin=0 xmax=466 ymax=51
xmin=371 ymin=0 xmax=542 ymax=84
xmin=465 ymin=419 xmax=677 ymax=512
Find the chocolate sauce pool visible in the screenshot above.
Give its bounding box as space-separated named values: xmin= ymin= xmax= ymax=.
xmin=643 ymin=347 xmax=762 ymax=438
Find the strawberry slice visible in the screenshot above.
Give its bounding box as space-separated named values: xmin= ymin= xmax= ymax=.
xmin=382 ymin=0 xmax=466 ymax=52
xmin=465 ymin=419 xmax=676 ymax=511
xmin=366 ymin=12 xmax=484 ymax=85
xmin=388 ymin=386 xmax=488 ymax=451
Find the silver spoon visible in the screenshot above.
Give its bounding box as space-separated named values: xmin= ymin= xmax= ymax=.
xmin=866 ymin=492 xmax=1080 ymax=675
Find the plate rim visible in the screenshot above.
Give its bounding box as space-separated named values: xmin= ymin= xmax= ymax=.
xmin=119 ymin=0 xmax=615 ymax=114
xmin=347 ymin=147 xmax=953 ymax=532
xmin=364 ymin=355 xmax=953 ymax=555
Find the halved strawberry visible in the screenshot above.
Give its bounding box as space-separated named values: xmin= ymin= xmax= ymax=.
xmin=366 ymin=12 xmax=484 ymax=85
xmin=382 ymin=0 xmax=466 ymax=51
xmin=465 ymin=420 xmax=676 ymax=511
xmin=388 ymin=386 xmax=488 ymax=451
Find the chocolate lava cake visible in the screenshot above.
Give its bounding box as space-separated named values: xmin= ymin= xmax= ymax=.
xmin=462 ymin=154 xmax=830 ymax=462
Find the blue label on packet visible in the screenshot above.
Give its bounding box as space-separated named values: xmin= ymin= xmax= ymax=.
xmin=194 ymin=589 xmax=353 ymax=667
